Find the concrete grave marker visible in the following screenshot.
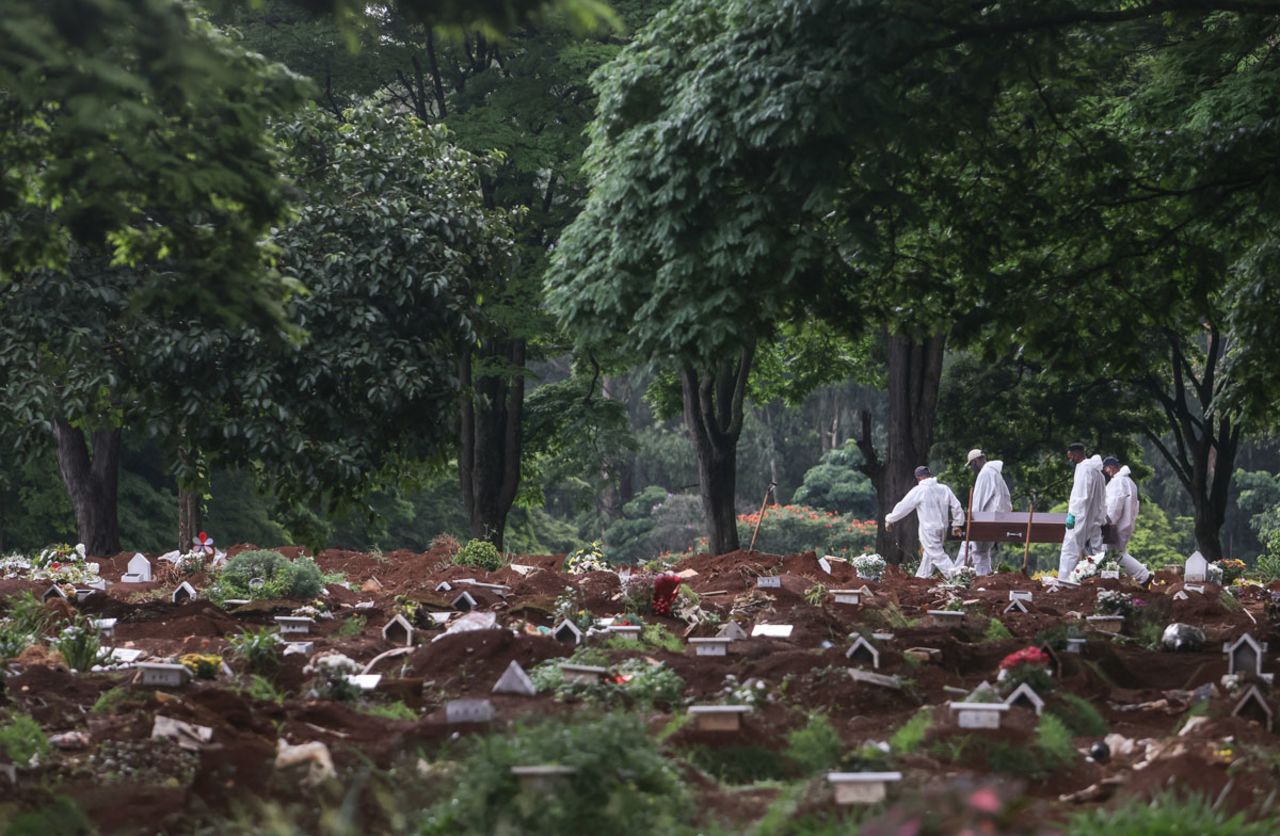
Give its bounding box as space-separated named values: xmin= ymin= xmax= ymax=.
xmin=451 ymin=591 xmax=478 ymax=612
xmin=553 ymin=619 xmax=584 ymax=646
xmin=42 ymin=584 xmax=68 ymax=602
xmin=1223 ymin=633 xmax=1268 ymax=679
xmin=107 ymin=647 xmax=144 ymax=664
xmin=1066 ymin=637 xmax=1087 ymax=654
xmin=1184 ymin=583 xmax=1206 ymax=594
xmin=830 ymin=589 xmax=863 ymax=606
xmin=756 ymin=575 xmax=782 ymax=589
xmin=872 ymin=631 xmax=895 ymax=642
xmin=827 ymin=772 xmax=902 ymax=805
xmin=688 ymin=705 xmax=752 ymax=732
xmin=382 ymin=614 xmax=415 ymax=646
xmin=1184 ymin=551 xmax=1208 ymax=584
xmin=492 ymin=660 xmax=537 ymax=696
xmin=949 ymin=701 xmax=1010 ymax=729
xmin=967 ymin=680 xmax=998 ymax=701
xmin=509 ymin=564 xmax=538 ymax=576
xmin=1004 ymin=683 xmax=1045 ymax=716
xmin=435 ymin=581 xmax=453 ymax=592
xmin=122 ymin=553 xmax=152 ymax=583
xmin=1009 ymin=591 xmax=1033 ymax=602
xmin=1100 ymin=570 xmax=1120 ymax=580
xmin=904 ymin=647 xmax=941 ymax=663
xmin=274 ymin=616 xmax=315 ymax=634
xmin=1003 ymin=600 xmax=1028 ymax=615
xmin=751 ymin=624 xmax=793 ymax=639
xmin=428 ymin=612 xmax=452 ymax=626
xmin=511 ymin=765 xmax=576 ymax=793
xmin=926 ymin=610 xmax=965 ymax=628
xmin=845 ymin=635 xmax=880 ymax=669
xmin=283 ymin=642 xmax=314 ymax=657
xmin=1233 ymin=685 xmax=1273 ymax=731
xmin=137 ymin=662 xmax=192 ymax=688
xmin=1172 ymin=590 xmax=1190 ymax=601
xmin=151 ymin=715 xmax=212 ymax=751
xmin=690 ymin=637 xmax=732 ymax=657
xmin=848 ymin=669 xmax=903 ymax=690
xmin=818 ymin=556 xmax=833 ymax=575
xmin=608 ymin=624 xmax=643 ymax=639
xmin=559 ymin=663 xmax=608 ymax=684
xmin=1086 ymin=615 xmax=1125 ymax=634
xmin=345 ymin=674 xmax=381 ymax=691
xmin=446 ymin=698 xmax=495 ymax=724
xmin=92 ymin=618 xmax=117 ymax=643
xmin=717 ymin=622 xmax=749 ymax=641
xmin=171 ymin=581 xmax=197 ymax=604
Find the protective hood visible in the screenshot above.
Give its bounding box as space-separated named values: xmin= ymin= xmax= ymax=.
xmin=1117 ymin=465 xmax=1131 ymax=479
xmin=1081 ymin=455 xmax=1103 ymax=472
xmin=988 ymin=460 xmax=1004 ymax=473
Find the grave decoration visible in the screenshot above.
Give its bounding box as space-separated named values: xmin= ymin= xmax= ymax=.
xmin=382 ymin=614 xmax=414 ymax=646
xmin=1099 ymin=560 xmax=1120 ymax=580
xmin=717 ymin=622 xmax=749 ymax=641
xmin=492 ymin=660 xmax=537 ymax=696
xmin=852 ymin=553 xmax=885 ymax=581
xmin=446 ymin=698 xmax=496 ymax=724
xmin=1161 ymin=623 xmax=1206 ymax=652
xmin=274 ymin=616 xmax=315 ymax=635
xmin=845 ymin=635 xmax=880 ymax=669
xmin=137 ymin=662 xmax=193 ymax=688
xmin=998 ymin=646 xmax=1053 ymax=696
xmin=451 ymin=590 xmax=478 ymax=612
xmin=511 ymin=765 xmax=577 ymax=793
xmin=1223 ymin=633 xmax=1269 ymax=681
xmin=756 ymin=574 xmax=782 ymax=589
xmin=688 ymin=704 xmax=752 ymax=732
xmin=652 ymin=572 xmax=683 ymax=616
xmin=1184 ymin=551 xmax=1208 ymax=584
xmin=191 ymin=531 xmax=216 ymax=557
xmin=122 ymin=553 xmax=152 ymax=583
xmin=949 ymin=701 xmax=1010 ymax=729
xmin=172 ymin=581 xmax=197 ymax=605
xmin=690 ymin=637 xmax=732 ymax=657
xmin=553 ymin=619 xmax=585 ymax=646
xmin=562 ymin=543 xmax=608 ymax=575
xmin=830 ymin=589 xmax=864 ymax=606
xmin=1217 ymin=559 xmax=1247 ymax=585
xmin=1089 ymin=590 xmax=1139 ymax=632
xmin=827 ymin=772 xmax=902 ymax=805
xmin=1232 ymin=685 xmax=1274 ymax=731
xmin=1003 ymin=682 xmax=1045 ymax=716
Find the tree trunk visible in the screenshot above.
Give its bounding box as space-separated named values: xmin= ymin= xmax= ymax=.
xmin=52 ymin=419 xmax=121 ymax=556
xmin=855 ymin=332 xmax=946 ymax=566
xmin=458 ymin=338 xmax=525 ymax=551
xmin=1143 ymin=327 xmax=1240 ymax=559
xmin=681 ymin=341 xmax=755 ymax=555
xmin=178 ymin=485 xmax=201 ymax=553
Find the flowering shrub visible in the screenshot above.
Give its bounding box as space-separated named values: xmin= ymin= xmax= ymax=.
xmin=998 ymin=646 xmax=1054 ymax=694
xmin=1216 ymin=559 xmax=1247 ymax=584
xmin=1095 ymin=589 xmax=1137 ymax=616
xmin=736 ymin=504 xmax=877 ymax=558
xmin=564 ymin=542 xmax=609 ymax=574
xmin=852 ymin=553 xmax=886 ymax=577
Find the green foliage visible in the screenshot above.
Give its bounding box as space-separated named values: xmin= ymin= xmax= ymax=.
xmin=982 ymin=618 xmax=1013 ymax=642
xmin=791 ymin=443 xmax=876 ymax=517
xmin=529 ymin=653 xmax=683 ymax=708
xmin=0 ymin=622 xmax=33 ymax=661
xmin=1049 ymin=693 xmax=1108 ymax=738
xmin=603 ymin=486 xmax=704 ymax=565
xmin=54 ymin=618 xmax=105 ymax=673
xmin=91 ymin=687 xmax=140 ymax=716
xmin=453 ymin=539 xmax=505 ymax=572
xmin=0 ymin=712 xmax=49 ymax=766
xmin=686 ymin=744 xmax=791 ymax=785
xmin=227 ymin=627 xmax=281 ymax=676
xmin=1064 ymin=792 xmax=1278 ymax=835
xmin=1126 ymin=501 xmax=1196 ymax=569
xmin=361 ymin=701 xmax=418 ymax=721
xmin=6 ymin=590 xmax=52 ymax=636
xmin=418 ymin=713 xmax=690 ymax=836
xmin=1254 ymin=553 xmax=1280 ymax=583
xmin=243 ymin=674 xmax=285 ymax=705
xmin=212 ymin=550 xmax=325 ymax=602
xmin=784 ymin=714 xmax=845 ymax=775
xmin=889 ymin=710 xmax=932 ymax=754
xmin=335 ymin=615 xmax=367 ymax=638
xmin=1034 ymin=714 xmax=1077 ymax=769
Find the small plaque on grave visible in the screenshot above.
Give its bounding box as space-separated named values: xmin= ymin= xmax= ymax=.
xmin=751 ymin=624 xmax=793 ymax=639
xmin=827 ymin=771 xmax=902 ymax=805
xmin=274 ymin=616 xmax=315 ymax=634
xmin=446 ymin=698 xmax=495 ymax=724
xmin=688 ymin=705 xmax=752 ymax=732
xmin=690 ymin=637 xmax=732 ymax=657
xmin=756 ymin=575 xmax=781 ymax=589
xmin=949 ymin=701 xmax=1010 ymax=729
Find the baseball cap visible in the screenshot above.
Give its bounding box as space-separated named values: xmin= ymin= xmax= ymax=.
xmin=914 ymin=466 xmax=931 ymax=478
xmin=966 ymin=449 xmax=984 ymax=465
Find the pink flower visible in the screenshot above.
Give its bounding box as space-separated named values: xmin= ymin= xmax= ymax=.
xmin=968 ymin=786 xmax=1002 ymax=813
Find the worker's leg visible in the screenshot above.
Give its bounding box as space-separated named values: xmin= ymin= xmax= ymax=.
xmin=917 ymin=528 xmax=950 ymax=579
xmin=1058 ymin=530 xmax=1083 ymax=579
xmin=1108 ymin=539 xmax=1151 ymax=584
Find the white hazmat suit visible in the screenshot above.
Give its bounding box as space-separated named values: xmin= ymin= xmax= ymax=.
xmin=1103 ymin=465 xmax=1151 ymax=583
xmin=1057 ymin=455 xmax=1106 ymax=579
xmin=956 ymin=460 xmax=1013 ymax=575
xmin=886 ymin=477 xmax=965 ymax=578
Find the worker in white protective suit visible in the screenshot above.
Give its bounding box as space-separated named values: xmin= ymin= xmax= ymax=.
xmin=1101 ymin=456 xmax=1153 ymax=587
xmin=885 ymin=465 xmax=965 ymax=579
xmin=955 ymin=449 xmax=1012 ymax=576
xmin=1057 ymin=443 xmax=1106 ymax=579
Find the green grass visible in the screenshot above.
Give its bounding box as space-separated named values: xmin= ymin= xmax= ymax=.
xmin=243 ymin=674 xmax=285 ymax=705
xmin=336 ymin=614 xmax=367 ymax=638
xmin=1050 ymin=692 xmax=1108 ymax=736
xmin=361 ymin=701 xmax=418 ymax=721
xmin=90 ymin=686 xmax=143 ymax=715
xmin=1064 ymin=792 xmax=1279 ymax=834
xmin=784 ymin=714 xmax=844 ymax=774
xmin=889 ymin=710 xmax=931 ymax=754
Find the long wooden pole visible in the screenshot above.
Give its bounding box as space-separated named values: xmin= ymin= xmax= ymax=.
xmin=748 ymin=481 xmax=777 ymax=553
xmin=1021 ymin=502 xmax=1035 ymax=576
xmin=961 ymin=486 xmax=975 ymax=568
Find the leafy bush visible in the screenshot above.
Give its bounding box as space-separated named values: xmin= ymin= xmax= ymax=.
xmin=55 ymin=618 xmax=106 ymax=672
xmin=982 ymin=618 xmax=1013 ymax=641
xmin=1064 ymin=792 xmax=1278 ymax=835
xmin=736 ymin=504 xmax=877 ymax=558
xmin=5 ymin=590 xmax=51 ymax=635
xmin=687 ymin=744 xmax=792 ymax=784
xmin=227 ymin=627 xmax=281 ymax=675
xmin=453 ymin=539 xmax=504 ymax=571
xmin=361 ymin=701 xmax=417 ymax=721
xmin=784 ymin=714 xmax=844 ymax=774
xmin=529 ymin=652 xmax=683 ymax=708
xmin=1034 ymin=714 xmax=1076 ymax=768
xmin=1049 ymin=692 xmax=1108 ymax=737
xmin=418 ymin=714 xmax=690 ymax=836
xmin=603 ymin=486 xmax=704 ymax=564
xmin=0 ymin=622 xmax=33 ymax=661
xmin=1254 ymin=552 xmax=1280 ymax=582
xmin=212 ymin=550 xmax=325 ymax=601
xmin=0 ymin=712 xmax=50 ymax=766
xmin=791 ymin=442 xmax=876 ymax=516
xmin=890 ymin=710 xmax=932 ymax=754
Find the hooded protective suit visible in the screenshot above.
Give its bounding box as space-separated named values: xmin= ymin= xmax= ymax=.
xmin=1058 ymin=455 xmax=1106 ymax=579
xmin=886 ymin=477 xmax=965 ymax=578
xmin=957 ymin=460 xmax=1013 ymax=575
xmin=1103 ymin=465 xmax=1150 ymax=583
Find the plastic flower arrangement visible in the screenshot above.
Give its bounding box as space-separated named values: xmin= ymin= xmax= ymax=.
xmin=997 ymin=646 xmax=1053 ymax=694
xmin=852 ymin=553 xmax=886 ymax=579
xmin=2 ymin=543 xmax=102 ymax=585
xmin=619 ymin=569 xmax=656 ymax=614
xmin=1095 ymin=589 xmax=1135 ymax=616
xmin=178 ymin=653 xmax=223 ymax=680
xmin=1100 ymin=559 xmax=1120 ymax=573
xmin=1069 ymin=556 xmax=1100 ymax=584
xmin=1216 ymin=559 xmax=1247 ymax=584
xmin=563 ymin=543 xmax=609 ymax=575
xmin=651 ymin=573 xmax=682 ymax=616
xmin=946 ymin=566 xmax=977 ymax=588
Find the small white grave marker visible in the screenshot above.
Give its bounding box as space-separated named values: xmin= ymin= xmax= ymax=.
xmin=1009 ymin=590 xmax=1033 ymax=603
xmin=553 ymin=619 xmax=584 ymax=646
xmin=830 ymin=589 xmax=863 ymax=606
xmin=151 ymin=715 xmax=212 ymax=750
xmin=137 ymin=662 xmax=192 ymax=688
xmin=827 ymin=772 xmax=902 ymax=805
xmin=511 ymin=765 xmax=577 ymax=793
xmin=717 ymin=622 xmax=748 ymax=641
xmin=122 ymin=553 xmax=152 ymax=583
xmin=92 ymin=618 xmax=117 ymax=643
xmin=845 ymin=635 xmax=880 ymax=669
xmin=1172 ymin=590 xmax=1190 ymax=601
xmin=751 ymin=624 xmax=793 ymax=639
xmin=435 ymin=581 xmax=453 ymax=592
xmin=1086 ymin=615 xmax=1125 ymax=634
xmin=608 ymin=624 xmax=642 ymax=639
xmin=1223 ymin=634 xmax=1268 ymax=679
xmin=446 ymin=698 xmax=495 ymax=724
xmin=492 ymin=660 xmax=537 ymax=696
xmin=904 ymin=647 xmax=941 ymax=663
xmin=926 ymin=610 xmax=965 ymax=627
xmin=756 ymin=575 xmax=781 ymax=589
xmin=345 ymin=674 xmax=381 ymax=691
xmin=1066 ymin=637 xmax=1087 ymax=654
xmin=451 ymin=591 xmax=478 ymax=612
xmin=818 ymin=556 xmax=833 ymax=575
xmin=171 ymin=581 xmax=197 ymax=605
xmin=949 ymin=701 xmax=1010 ymax=729
xmin=284 ymin=642 xmax=314 ymax=657
xmin=274 ymin=616 xmax=315 ymax=634
xmin=688 ymin=705 xmax=752 ymax=732
xmin=1184 ymin=583 xmax=1206 ymax=594
xmin=690 ymin=637 xmax=732 ymax=657
xmin=559 ymin=663 xmax=608 ymax=684
xmin=1184 ymin=551 xmax=1208 ymax=584
xmin=1003 ymin=600 xmax=1028 ymax=615
xmin=42 ymin=584 xmax=68 ymax=602
xmin=848 ymin=669 xmax=903 ymax=690
xmin=1232 ymin=685 xmax=1273 ymax=731
xmin=1004 ymin=683 xmax=1045 ymax=716
xmin=382 ymin=614 xmax=414 ymax=646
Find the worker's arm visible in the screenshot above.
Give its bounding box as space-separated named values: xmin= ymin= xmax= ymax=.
xmin=884 ymin=487 xmax=920 ymax=525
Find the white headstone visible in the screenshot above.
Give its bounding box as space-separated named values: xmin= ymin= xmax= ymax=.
xmin=382 ymin=614 xmax=414 ymax=646
xmin=716 ymin=622 xmax=748 ymax=641
xmin=827 ymin=772 xmax=902 ymax=805
xmin=751 ymin=624 xmax=793 ymax=638
xmin=451 ymin=591 xmax=478 ymax=612
xmin=845 ymin=636 xmax=880 ymax=669
xmin=492 ymin=660 xmax=538 ymax=696
xmin=283 ymin=641 xmax=314 ymax=656
xmin=818 ymin=556 xmax=833 ymax=575
xmin=756 ymin=575 xmax=781 ymax=589
xmin=689 ymin=637 xmax=731 ymax=657
xmin=446 ymin=698 xmax=495 ymax=723
xmin=688 ymin=704 xmax=752 ymax=731
xmin=950 ymin=701 xmax=1009 ymax=729
xmin=553 ymin=619 xmax=584 ymax=645
xmin=274 ymin=616 xmax=315 ymax=634
xmin=171 ymin=581 xmax=197 ymax=604
xmin=1184 ymin=551 xmax=1208 ymax=584
xmin=138 ymin=662 xmax=191 ymax=688
xmin=125 ymin=553 xmax=152 ymax=583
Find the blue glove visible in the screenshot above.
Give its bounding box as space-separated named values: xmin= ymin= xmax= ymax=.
xmin=1065 ymin=513 xmax=1076 ymax=529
